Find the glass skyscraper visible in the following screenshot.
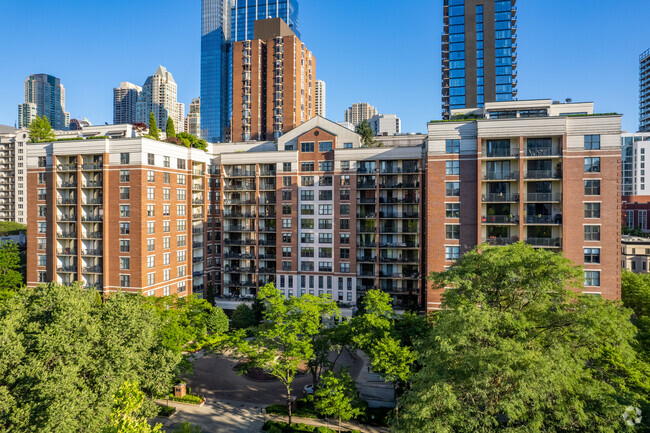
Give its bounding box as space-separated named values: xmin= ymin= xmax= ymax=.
xmin=201 ymin=0 xmax=233 ymax=143
xmin=639 ymin=48 xmax=650 ymax=132
xmin=231 ymin=0 xmax=299 ymax=42
xmin=441 ymin=0 xmax=518 ymax=119
xmin=201 ymin=0 xmax=299 ymax=142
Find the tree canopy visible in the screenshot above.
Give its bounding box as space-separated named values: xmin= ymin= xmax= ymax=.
xmin=147 ymin=113 xmax=159 ymax=140
xmin=355 ymin=120 xmax=375 ymax=147
xmin=0 ymin=241 xmax=23 ymax=301
xmin=314 ymin=369 xmax=364 ymax=433
xmin=28 ymin=115 xmax=55 ymax=142
xmin=0 ymin=284 xmax=181 ymax=432
xmin=177 ymin=132 xmax=208 ymax=151
xmin=165 ymin=116 xmax=176 ymax=138
xmin=102 ymin=381 xmax=162 ymax=433
xmin=230 ymin=303 xmax=257 ymax=330
xmin=395 ymin=243 xmax=650 ymax=433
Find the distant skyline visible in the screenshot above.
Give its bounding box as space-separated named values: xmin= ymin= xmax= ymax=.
xmin=0 ymin=0 xmax=649 ymax=134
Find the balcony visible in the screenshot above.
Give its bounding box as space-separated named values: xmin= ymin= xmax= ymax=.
xmin=57 ymin=198 xmax=77 ymax=205
xmin=59 ymin=214 xmax=76 ymax=222
xmin=58 ymin=181 xmax=77 ymax=188
xmin=82 ymin=232 xmax=102 ymax=239
xmin=357 ymin=198 xmax=376 ymax=204
xmin=482 ymin=236 xmax=518 ymax=246
xmin=525 ymin=237 xmax=561 ymax=247
xmin=57 ymin=249 xmax=77 ymax=255
xmin=379 ymin=182 xmax=419 ymax=189
xmin=57 ymin=265 xmax=76 ymax=272
xmin=357 ymin=182 xmax=377 ymax=189
xmin=482 ymin=171 xmax=519 ymax=181
xmin=82 ymin=181 xmax=102 ymax=188
xmin=224 ymin=184 xmax=255 ymax=191
xmin=379 ymin=256 xmax=419 ymax=264
xmin=81 ymin=163 xmax=102 ymax=171
xmin=482 ymin=215 xmax=518 ymax=224
xmin=57 ymin=232 xmax=77 ymax=239
xmin=482 ymin=147 xmax=519 ymax=158
xmin=192 ymin=183 xmax=204 ymax=191
xmin=81 ymin=265 xmax=102 ymax=273
xmin=524 ymin=147 xmax=561 ymax=157
xmin=526 ymin=214 xmax=561 ymax=225
xmin=81 ymin=215 xmax=102 ymax=222
xmin=357 ymin=256 xmax=377 ymax=263
xmin=83 ymin=198 xmax=102 ymax=205
xmin=81 ymin=249 xmax=102 ymax=256
xmin=482 ymin=193 xmax=519 ymax=202
xmin=525 ymin=170 xmax=561 ymax=180
xmin=524 ymin=193 xmax=561 ymax=202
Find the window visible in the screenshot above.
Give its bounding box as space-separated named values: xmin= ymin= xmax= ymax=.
xmin=282 ymin=204 xmax=292 ymax=215
xmin=120 ymin=205 xmax=130 ymax=217
xmin=301 ymin=162 xmax=314 ymax=172
xmin=340 ymin=189 xmax=350 ymax=201
xmin=147 ymin=221 xmax=155 ymax=234
xmin=283 ymin=162 xmax=292 ymax=172
xmin=585 ymin=180 xmax=601 ymax=195
xmin=177 ymin=265 xmax=186 ymax=278
xmin=163 ymin=205 xmax=170 ymax=216
xmin=282 ymin=218 xmax=292 ymax=228
xmin=301 ymin=261 xmax=315 ymax=271
xmin=319 ymin=219 xmax=332 ymax=229
xmin=37 ymin=238 xmax=46 ymax=250
xmin=319 ymin=204 xmax=332 ymax=215
xmin=120 ymin=275 xmax=130 ymax=287
xmin=319 ymin=141 xmax=333 ymax=152
xmin=38 ymin=156 xmax=47 ymax=167
xmin=282 ymin=261 xmax=292 ymax=271
xmin=445 ymin=246 xmax=460 ymax=261
xmin=120 ymin=222 xmax=130 ymax=235
xmin=177 ymin=281 xmax=186 ymax=293
xmin=38 ymin=172 xmax=46 ymax=184
xmin=177 ymin=205 xmax=186 ymax=216
xmin=446 ymin=182 xmax=460 ymax=196
xmin=163 ymin=237 xmax=170 ymax=249
xmin=446 ymin=225 xmax=460 ymax=239
xmin=319 ymin=190 xmax=332 ymax=200
xmin=584 ymin=203 xmax=601 ymax=218
xmin=147 ymin=239 xmax=155 ymax=252
xmin=282 ymin=190 xmax=292 ymax=201
xmin=301 ymin=142 xmax=314 ymax=152
xmin=177 ymin=250 xmax=185 ymax=262
xmin=584 ymin=157 xmax=601 ymax=173
xmin=584 ymin=225 xmax=601 ymax=241
xmin=340 ymin=233 xmax=350 ymax=244
xmin=301 ymin=247 xmax=315 ymax=257
xmin=340 ymin=204 xmax=350 ymax=215
xmin=147 ymin=255 xmax=155 ymax=268
xmin=319 ymin=262 xmax=333 ymax=272
xmin=584 ymin=271 xmax=600 ymax=287
xmin=282 ymin=176 xmax=292 ymax=188
xmin=340 ymin=219 xmax=350 ymax=230
xmin=282 ymin=247 xmax=292 ymax=257
xmin=178 ymin=174 xmax=186 ymax=184
xmin=301 ymin=233 xmax=314 ymax=243
xmin=147 ymin=170 xmax=155 ymax=182
xmin=301 ymin=219 xmax=314 ymax=229
xmin=120 ymin=187 xmax=130 ymax=200
xmin=343 ymin=142 xmax=353 ymax=149
xmin=146 ymin=205 xmax=155 ymax=217
xmin=446 ymin=160 xmax=460 ymax=175
xmin=177 ymin=189 xmax=186 ymax=200
xmin=446 ymin=139 xmax=460 ymax=153
xmin=38 ymin=255 xmax=47 ymax=266
xmin=446 ymin=203 xmax=460 ymax=218
xmin=38 ymin=222 xmax=46 ymax=233
xmin=177 ymin=235 xmax=186 ymax=247
xmin=584 ymin=248 xmax=600 ymax=264
xmin=301 ymin=190 xmax=314 ymax=201
xmin=584 ymin=135 xmax=600 ymax=150
xmin=120 ymin=170 xmax=130 ymax=182
xmin=319 ymin=161 xmax=333 ymax=172
xmin=120 ymin=153 xmax=130 ymax=164
xmin=319 ymin=233 xmax=333 ymax=243
xmin=177 ymin=159 xmax=186 ymax=169
xmin=340 ymin=175 xmax=350 ymax=186
xmin=282 ymin=233 xmax=292 ymax=243
xmin=301 ymin=204 xmax=314 ymax=215
xmin=302 ymin=176 xmax=314 ymax=186
xmin=340 ymin=161 xmax=350 ymax=170
xmin=319 ymin=247 xmax=333 ymax=258
xmin=163 ymin=156 xmax=170 ymax=168
xmin=340 ymin=263 xmax=350 ymax=273
xmin=147 ymin=273 xmax=155 ymax=285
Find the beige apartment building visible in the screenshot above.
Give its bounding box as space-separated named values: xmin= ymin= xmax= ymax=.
xmin=344 ymin=103 xmax=378 ymax=127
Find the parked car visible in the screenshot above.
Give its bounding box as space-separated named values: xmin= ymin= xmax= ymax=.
xmin=303 ymin=384 xmax=314 ymax=396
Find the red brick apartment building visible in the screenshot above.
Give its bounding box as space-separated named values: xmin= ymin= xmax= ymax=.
xmin=231 ymin=18 xmax=315 ymax=142
xmin=26 ymin=100 xmax=621 ymax=313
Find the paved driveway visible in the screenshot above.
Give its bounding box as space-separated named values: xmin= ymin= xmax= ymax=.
xmin=153 ymin=399 xmax=265 ymax=433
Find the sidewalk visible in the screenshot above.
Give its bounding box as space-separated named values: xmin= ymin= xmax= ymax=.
xmin=354 ymin=351 xmax=395 ymax=409
xmin=265 ymin=413 xmax=390 ymax=433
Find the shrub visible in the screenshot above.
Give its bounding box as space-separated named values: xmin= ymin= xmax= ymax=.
xmin=166 ymin=393 xmax=204 ymax=404
xmin=268 ymin=426 xmax=283 ymax=433
xmin=158 ymin=405 xmax=176 ymax=417
xmin=314 ymin=427 xmax=334 ymax=433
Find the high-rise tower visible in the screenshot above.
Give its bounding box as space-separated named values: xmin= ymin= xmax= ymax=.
xmin=315 ymin=80 xmax=326 ymax=118
xmin=231 ymin=0 xmax=299 ymax=42
xmin=441 ymin=0 xmax=518 ymax=119
xmin=639 ymin=49 xmax=650 ymax=132
xmin=18 ymin=74 xmax=70 ymax=130
xmin=201 ymin=0 xmax=233 ymax=143
xmin=136 ymin=66 xmax=185 ymax=133
xmin=113 ymin=82 xmax=142 ymax=125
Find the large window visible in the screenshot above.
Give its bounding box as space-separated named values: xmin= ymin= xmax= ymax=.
xmin=584 ymin=248 xmax=600 ymax=264
xmin=446 ymin=182 xmax=460 ymax=196
xmin=446 ymin=225 xmax=460 ymax=239
xmin=584 ymin=225 xmax=601 ymax=241
xmin=446 ymin=139 xmax=460 ymax=154
xmin=584 ymin=180 xmax=601 ymax=195
xmin=446 ymin=160 xmax=460 ymax=175
xmin=445 ymin=246 xmax=460 ymax=261
xmin=318 ymin=142 xmax=332 ymax=152
xmin=584 ymin=157 xmax=601 ymax=173
xmin=584 ymin=135 xmax=600 ymax=150
xmin=446 ymin=203 xmax=460 ymax=218
xmin=301 ymin=142 xmax=314 ymax=152
xmin=584 ymin=203 xmax=601 ymax=219
xmin=584 ymin=271 xmax=600 ymax=287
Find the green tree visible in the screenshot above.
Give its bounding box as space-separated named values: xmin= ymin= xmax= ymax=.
xmin=0 ymin=221 xmax=26 ymax=236
xmin=0 ymin=284 xmax=181 ymax=432
xmin=0 ymin=242 xmax=23 ymax=300
xmin=314 ymin=369 xmax=363 ymax=433
xmin=355 ymin=120 xmax=375 ymax=147
xmin=350 ymin=289 xmax=394 ymax=350
xmin=102 ymin=381 xmax=162 ymax=433
xmin=165 ymin=117 xmax=176 ymax=138
xmin=147 ymin=113 xmax=159 ymax=140
xmin=231 ymin=283 xmax=339 ymax=425
xmin=622 ymin=270 xmax=650 ymax=362
xmin=171 ymin=423 xmax=203 ymax=433
xmin=28 ymin=115 xmax=56 ymax=142
xmin=395 ymin=243 xmax=650 ymax=433
xmin=230 ymin=303 xmax=256 ymax=329
xmin=177 ymin=132 xmax=208 ymax=151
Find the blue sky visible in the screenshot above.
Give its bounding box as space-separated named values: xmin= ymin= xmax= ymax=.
xmin=0 ymin=0 xmax=648 ymax=134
